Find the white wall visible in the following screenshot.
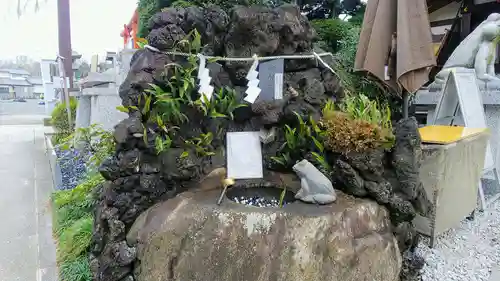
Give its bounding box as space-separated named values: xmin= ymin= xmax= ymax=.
xmin=41 ymin=59 xmax=54 ymax=84
xmin=33 ymin=85 xmax=44 ymax=93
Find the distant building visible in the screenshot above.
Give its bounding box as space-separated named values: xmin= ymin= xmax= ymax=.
xmin=27 ymin=77 xmax=44 ymax=99
xmin=0 ymin=68 xmax=41 ymax=100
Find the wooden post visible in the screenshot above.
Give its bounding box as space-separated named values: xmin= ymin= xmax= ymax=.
xmin=460 ymin=1 xmax=472 ymax=40
xmin=57 ymin=0 xmax=73 ymax=89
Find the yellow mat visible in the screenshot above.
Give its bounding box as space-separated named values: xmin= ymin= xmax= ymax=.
xmin=419 ymin=125 xmax=488 ymax=145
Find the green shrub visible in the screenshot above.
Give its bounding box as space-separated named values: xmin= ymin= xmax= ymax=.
xmin=138 ymin=0 xmax=158 ymax=38
xmin=323 ymin=111 xmax=389 ymax=153
xmin=312 ymin=19 xmax=356 ymax=54
xmin=322 ymin=97 xmax=394 ymax=154
xmin=51 ymin=98 xmax=78 ymax=145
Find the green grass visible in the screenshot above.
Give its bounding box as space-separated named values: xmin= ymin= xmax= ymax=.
xmin=57 ymin=216 xmax=93 ymax=262
xmin=52 ymin=174 xmax=103 ymax=281
xmin=59 ymin=256 xmax=92 ymax=281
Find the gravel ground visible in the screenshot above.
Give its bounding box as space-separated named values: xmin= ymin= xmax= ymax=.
xmin=417 ymin=199 xmax=500 ymax=281
xmin=55 ymin=147 xmax=87 ymax=190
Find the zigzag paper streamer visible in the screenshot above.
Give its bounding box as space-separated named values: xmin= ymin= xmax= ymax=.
xmin=197 ymin=54 xmax=206 ymax=79
xmin=244 ymin=55 xmax=261 ymax=104
xmin=197 ymin=54 xmax=214 ymax=102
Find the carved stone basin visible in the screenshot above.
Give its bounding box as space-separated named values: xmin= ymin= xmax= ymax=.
xmin=127 ymin=189 xmax=402 ymax=281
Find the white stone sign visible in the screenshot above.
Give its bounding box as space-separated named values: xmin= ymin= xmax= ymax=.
xmin=226 ymin=132 xmax=263 ymax=179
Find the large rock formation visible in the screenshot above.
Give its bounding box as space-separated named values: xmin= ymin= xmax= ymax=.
xmin=129 ymin=190 xmax=401 ymax=281
xmin=91 ymin=4 xmax=428 ymax=281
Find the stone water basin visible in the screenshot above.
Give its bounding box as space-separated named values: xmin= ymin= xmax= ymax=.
xmin=127 ymin=188 xmax=402 ymax=281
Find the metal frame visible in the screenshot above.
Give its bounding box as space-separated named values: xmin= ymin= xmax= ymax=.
xmin=431 ymin=71 xmax=500 ymax=211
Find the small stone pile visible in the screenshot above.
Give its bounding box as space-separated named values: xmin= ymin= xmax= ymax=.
xmin=91 ymin=4 xmax=430 ymax=281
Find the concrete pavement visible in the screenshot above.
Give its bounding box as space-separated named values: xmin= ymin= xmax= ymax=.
xmin=491 ymin=268 xmax=500 ymax=281
xmin=0 ymin=100 xmax=57 ymax=281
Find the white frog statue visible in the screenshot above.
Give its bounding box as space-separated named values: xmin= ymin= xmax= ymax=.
xmin=292 ymin=159 xmax=336 ymax=205
xmin=433 ymin=13 xmax=500 ymax=86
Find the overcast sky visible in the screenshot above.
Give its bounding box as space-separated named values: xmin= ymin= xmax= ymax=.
xmin=0 ymin=0 xmax=138 ymax=62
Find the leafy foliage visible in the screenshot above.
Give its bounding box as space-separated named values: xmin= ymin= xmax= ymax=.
xmin=51 ymin=98 xmax=78 ymax=145
xmin=138 ymin=0 xmax=158 ymax=38
xmin=311 ymin=18 xmax=357 ymax=55
xmin=119 ymin=29 xmax=245 ymax=156
xmin=195 ymin=87 xmax=247 ymax=120
xmin=183 ymin=132 xmax=216 ymax=158
xmin=58 ymin=124 xmax=115 ymax=172
xmin=341 ymin=94 xmax=392 ymax=131
xmin=271 ymin=112 xmax=328 ymax=171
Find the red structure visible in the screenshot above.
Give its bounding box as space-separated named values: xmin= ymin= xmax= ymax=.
xmin=121 ymin=9 xmax=139 ymax=49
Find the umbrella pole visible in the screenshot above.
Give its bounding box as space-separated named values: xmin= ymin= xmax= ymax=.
xmin=402 ymin=91 xmax=409 ymax=119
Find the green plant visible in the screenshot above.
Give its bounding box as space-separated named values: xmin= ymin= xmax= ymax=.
xmin=59 ymin=124 xmax=115 ymax=172
xmin=323 ymin=111 xmax=394 ymax=154
xmin=137 ymin=0 xmax=158 ymax=38
xmin=195 ymin=87 xmax=247 ymax=119
xmin=312 ymin=19 xmax=356 ymax=54
xmin=53 ymin=173 xmax=104 ymax=210
xmin=136 ymin=38 xmax=149 ymax=49
xmin=117 ymin=30 xmax=205 ymax=155
xmin=155 ymin=134 xmax=172 ymax=154
xmin=214 ymin=87 xmax=247 ymax=120
xmin=147 ymin=85 xmax=188 ymax=124
xmin=54 ymin=203 xmax=91 ymax=237
xmin=117 ymin=93 xmax=153 ymax=118
xmin=51 ymin=98 xmax=78 ymax=145
xmin=278 ymin=186 xmax=287 ymax=208
xmin=183 ymin=132 xmax=215 ymax=158
xmin=52 ymin=173 xmax=103 ymax=236
xmin=271 ymin=112 xmax=329 ymax=170
xmin=341 ymin=94 xmax=393 ymax=131
xmin=59 ymin=256 xmax=92 ymax=281
xmin=312 ymin=17 xmax=398 ymax=118
xmin=57 ymin=216 xmax=93 ymax=262
xmin=321 ymin=96 xmax=394 ymax=154
xmin=52 ymin=173 xmax=103 ymax=281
